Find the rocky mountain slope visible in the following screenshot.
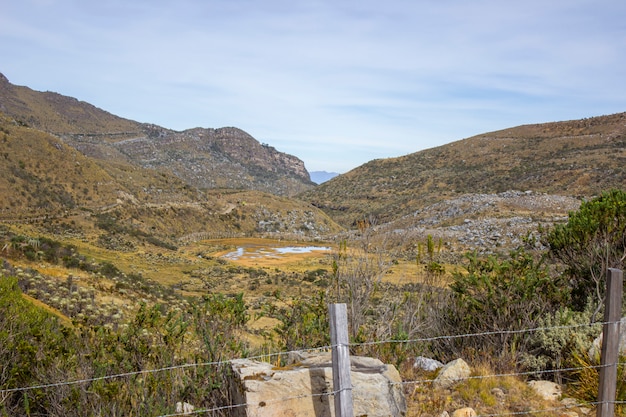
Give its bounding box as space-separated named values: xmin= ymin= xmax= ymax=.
xmin=3 ymin=72 xmax=625 ymax=256
xmin=301 ymin=112 xmax=626 ymax=228
xmin=0 ymin=108 xmax=340 ymax=248
xmin=0 ymin=73 xmax=313 ymax=196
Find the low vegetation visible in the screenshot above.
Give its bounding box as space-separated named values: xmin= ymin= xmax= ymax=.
xmin=2 ymin=77 xmax=626 ymax=415
xmin=2 ymin=190 xmax=626 ymax=415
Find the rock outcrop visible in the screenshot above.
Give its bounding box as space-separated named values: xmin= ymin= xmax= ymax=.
xmin=230 ymin=352 xmax=406 ymax=417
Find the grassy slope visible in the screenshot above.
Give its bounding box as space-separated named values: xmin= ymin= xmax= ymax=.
xmin=302 ymin=112 xmax=626 ymax=227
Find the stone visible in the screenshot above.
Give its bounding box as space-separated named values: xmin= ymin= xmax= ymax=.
xmin=433 ymin=358 xmax=471 ymax=389
xmin=588 ymin=317 xmax=626 ymax=360
xmin=491 ymin=387 xmax=506 ymax=402
xmin=560 ymin=398 xmax=591 ymax=415
xmin=175 ymin=401 xmax=195 ymax=414
xmin=413 ymin=356 xmax=444 ymax=371
xmin=451 ymin=407 xmax=477 ymax=417
xmin=527 ymin=380 xmax=561 ymax=401
xmin=230 ymin=352 xmax=406 ymax=417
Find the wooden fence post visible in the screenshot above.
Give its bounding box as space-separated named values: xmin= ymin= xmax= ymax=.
xmin=597 ymin=268 xmax=623 ymax=417
xmin=329 ymin=303 xmax=354 ymax=417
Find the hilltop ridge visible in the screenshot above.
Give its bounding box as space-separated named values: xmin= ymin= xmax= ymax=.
xmin=301 ymin=112 xmax=626 ymax=227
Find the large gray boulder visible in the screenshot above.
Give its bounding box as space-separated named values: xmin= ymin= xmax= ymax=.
xmin=230 ymin=351 xmax=406 ymax=417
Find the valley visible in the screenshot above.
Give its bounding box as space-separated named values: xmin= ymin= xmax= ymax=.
xmin=1 ymin=73 xmax=626 ymax=416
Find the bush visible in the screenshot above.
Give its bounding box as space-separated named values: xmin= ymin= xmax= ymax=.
xmin=546 ymin=189 xmax=626 ymax=311
xmin=519 ymin=304 xmax=601 ymax=382
xmin=443 ymin=248 xmax=568 ymax=368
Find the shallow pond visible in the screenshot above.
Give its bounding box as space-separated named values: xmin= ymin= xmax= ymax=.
xmin=221 ymin=245 xmax=331 ymax=261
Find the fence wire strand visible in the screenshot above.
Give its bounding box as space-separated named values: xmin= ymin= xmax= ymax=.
xmin=0 ymin=320 xmax=621 ymax=417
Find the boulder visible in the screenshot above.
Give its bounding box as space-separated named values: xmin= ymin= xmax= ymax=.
xmin=527 ymin=380 xmax=561 ymax=401
xmin=175 ymin=401 xmax=195 ymax=414
xmin=433 ymin=358 xmax=471 ymax=389
xmin=451 ymin=407 xmax=477 ymax=417
xmin=230 ymin=351 xmax=406 ymax=417
xmin=414 ymin=356 xmax=444 ymax=371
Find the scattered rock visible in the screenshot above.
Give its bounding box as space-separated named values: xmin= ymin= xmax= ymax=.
xmin=491 ymin=387 xmax=506 ymax=403
xmin=414 ymin=356 xmax=444 ymax=371
xmin=560 ymin=397 xmax=591 ymax=416
xmin=451 ymin=407 xmax=477 ymax=417
xmin=433 ymin=358 xmax=471 ymax=389
xmin=175 ymin=401 xmax=194 ymax=414
xmin=528 ymin=380 xmax=561 ymax=401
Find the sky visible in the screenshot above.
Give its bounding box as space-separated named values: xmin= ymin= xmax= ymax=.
xmin=1 ymin=1 xmax=626 ymax=173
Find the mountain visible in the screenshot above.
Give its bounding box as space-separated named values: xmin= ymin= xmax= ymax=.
xmin=0 ymin=73 xmax=314 ymax=196
xmin=309 ymin=171 xmax=340 ymax=184
xmin=3 ymin=71 xmax=626 ymax=244
xmin=301 ymin=112 xmax=626 ymax=228
xmin=0 ymin=74 xmax=342 ymax=246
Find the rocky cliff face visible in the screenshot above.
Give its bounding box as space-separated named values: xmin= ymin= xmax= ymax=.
xmin=103 ymin=125 xmax=314 ymax=196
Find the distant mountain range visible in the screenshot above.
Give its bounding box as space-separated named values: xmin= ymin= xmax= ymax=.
xmin=309 ymin=171 xmax=339 ymax=184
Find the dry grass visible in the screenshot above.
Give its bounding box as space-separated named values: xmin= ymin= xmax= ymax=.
xmin=403 ymin=361 xmax=572 ymax=417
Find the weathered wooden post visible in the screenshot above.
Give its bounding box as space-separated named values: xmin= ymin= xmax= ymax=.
xmin=329 ymin=303 xmax=354 ymax=417
xmin=597 ymin=268 xmax=623 ymax=417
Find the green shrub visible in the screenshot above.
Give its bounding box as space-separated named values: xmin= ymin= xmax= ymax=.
xmin=443 ymin=248 xmax=568 ymax=368
xmin=519 ymin=303 xmax=600 ymax=381
xmin=546 ymin=189 xmax=626 ymax=311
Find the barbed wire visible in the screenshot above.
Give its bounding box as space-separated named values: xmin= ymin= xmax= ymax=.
xmin=352 ymin=320 xmax=604 ymax=349
xmin=399 ymin=362 xmax=615 ymax=387
xmin=0 ymin=320 xmax=610 ymax=395
xmin=155 ymin=389 xmax=344 ymax=417
xmin=0 ymin=320 xmax=621 ymax=417
xmin=0 ymin=322 xmax=616 ymax=394
xmin=0 ymin=344 xmax=330 ymax=395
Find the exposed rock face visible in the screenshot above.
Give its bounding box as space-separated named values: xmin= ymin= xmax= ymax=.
xmin=101 ymin=125 xmax=314 ymax=196
xmin=230 ymin=352 xmax=406 ymax=417
xmin=0 ymin=73 xmax=315 ymax=197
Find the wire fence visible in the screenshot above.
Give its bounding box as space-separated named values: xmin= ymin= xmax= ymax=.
xmin=0 ymin=320 xmax=619 ymax=416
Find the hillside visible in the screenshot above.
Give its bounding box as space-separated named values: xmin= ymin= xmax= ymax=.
xmin=301 ymin=112 xmax=626 ymax=227
xmin=0 ymin=113 xmax=341 ymax=250
xmin=0 ymin=73 xmax=314 ymax=196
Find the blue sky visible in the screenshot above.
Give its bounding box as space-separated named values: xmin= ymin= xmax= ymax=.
xmin=1 ymin=0 xmax=625 ymax=173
